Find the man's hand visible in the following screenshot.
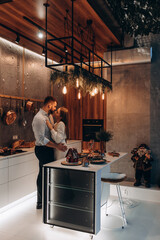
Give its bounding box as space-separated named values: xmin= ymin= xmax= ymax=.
xmin=46 ymin=141 xmax=67 ymax=151
xmin=46 ymin=120 xmax=53 ymax=130
xmin=57 ymin=143 xmax=67 ymax=152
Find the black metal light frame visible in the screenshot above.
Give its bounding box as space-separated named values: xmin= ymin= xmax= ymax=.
xmin=44 ymin=0 xmax=113 ymax=89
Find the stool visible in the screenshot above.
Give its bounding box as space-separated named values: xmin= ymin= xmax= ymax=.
xmin=101 ymin=173 xmax=127 ymax=229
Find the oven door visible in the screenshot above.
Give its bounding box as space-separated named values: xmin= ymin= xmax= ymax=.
xmin=83 ymin=119 xmax=103 ymax=142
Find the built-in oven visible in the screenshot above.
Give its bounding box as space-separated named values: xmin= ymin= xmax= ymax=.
xmin=82 ymin=119 xmax=104 ymax=142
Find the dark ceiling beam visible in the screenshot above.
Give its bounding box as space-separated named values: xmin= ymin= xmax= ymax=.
xmin=87 ymin=0 xmax=123 ymax=46
xmin=0 ymin=0 xmax=13 ymax=4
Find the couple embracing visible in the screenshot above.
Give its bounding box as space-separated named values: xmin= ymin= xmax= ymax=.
xmin=32 ymin=96 xmax=68 ymax=209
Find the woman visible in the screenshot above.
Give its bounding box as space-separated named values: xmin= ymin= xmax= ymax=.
xmin=46 ymin=106 xmax=68 ymax=160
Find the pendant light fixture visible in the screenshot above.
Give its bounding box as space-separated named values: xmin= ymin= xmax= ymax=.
xmin=15 ymin=34 xmax=20 ymax=44
xmin=38 ymin=29 xmax=43 ymax=39
xmin=102 ymin=89 xmax=105 ymax=100
xmin=94 ymin=87 xmax=98 ymax=94
xmin=77 ymin=89 xmax=81 ymax=99
xmin=43 ymin=0 xmax=112 ymax=93
xmin=42 ymin=46 xmax=45 ymax=56
xmin=76 ymin=78 xmax=79 ymax=88
xmin=62 ymin=85 xmax=67 ymax=94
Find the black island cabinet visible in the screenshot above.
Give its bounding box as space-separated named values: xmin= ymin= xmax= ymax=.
xmin=43 ymin=167 xmax=96 ymax=233
xmin=42 ymin=153 xmax=127 ymax=235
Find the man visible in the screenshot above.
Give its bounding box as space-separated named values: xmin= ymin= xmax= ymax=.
xmin=32 ymin=96 xmax=67 ymax=209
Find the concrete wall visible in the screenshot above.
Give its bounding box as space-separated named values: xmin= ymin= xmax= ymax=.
xmin=106 ymin=63 xmax=151 ymax=182
xmin=106 ymin=45 xmax=160 ymax=185
xmin=0 ymin=37 xmax=63 ymax=147
xmin=150 ymin=40 xmax=160 ymax=185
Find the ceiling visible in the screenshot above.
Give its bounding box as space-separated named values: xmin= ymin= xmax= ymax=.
xmin=0 ymin=0 xmax=122 ymax=62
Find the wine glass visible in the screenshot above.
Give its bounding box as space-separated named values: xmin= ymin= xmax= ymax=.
xmin=88 ymin=139 xmax=94 ymax=153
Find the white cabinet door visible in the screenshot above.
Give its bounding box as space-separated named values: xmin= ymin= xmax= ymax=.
xmin=9 ymin=158 xmax=38 ymax=181
xmin=8 ymin=153 xmax=38 ymax=203
xmin=0 ymin=158 xmax=9 ymax=208
xmin=0 ymin=152 xmax=39 ymax=208
xmin=0 ymin=183 xmax=8 ymax=208
xmin=8 ymin=173 xmax=37 ymax=203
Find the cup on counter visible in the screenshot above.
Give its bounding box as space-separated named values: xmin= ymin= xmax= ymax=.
xmin=82 ymin=156 xmax=89 ymax=167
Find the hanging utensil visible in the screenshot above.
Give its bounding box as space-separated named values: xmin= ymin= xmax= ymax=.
xmin=26 ymin=100 xmax=34 ymax=112
xmin=20 ymin=99 xmax=23 ymax=115
xmin=16 ymin=100 xmax=20 ymax=114
xmin=0 ymin=97 xmax=3 ymax=117
xmin=34 ymin=101 xmax=38 ymax=115
xmin=19 ymin=99 xmax=23 ymax=125
xmin=19 ymin=99 xmax=27 ymax=127
xmin=22 ymin=99 xmax=27 ymax=127
xmin=3 ymin=97 xmax=17 ymax=125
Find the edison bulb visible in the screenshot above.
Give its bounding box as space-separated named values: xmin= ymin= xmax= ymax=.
xmin=90 ymin=90 xmax=95 ymax=96
xmin=62 ymin=86 xmax=67 ymax=94
xmin=78 ymin=90 xmax=81 ymax=99
xmin=102 ymin=93 xmax=105 ymax=100
xmin=76 ymin=78 xmax=79 ymax=88
xmin=94 ymin=87 xmax=98 ymax=94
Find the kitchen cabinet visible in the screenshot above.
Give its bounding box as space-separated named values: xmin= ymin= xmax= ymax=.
xmin=0 ymin=151 xmax=38 ymax=208
xmin=0 ymin=140 xmax=82 ymax=209
xmin=0 ymin=159 xmax=8 ymax=208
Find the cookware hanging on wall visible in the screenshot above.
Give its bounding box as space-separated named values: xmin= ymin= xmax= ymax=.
xmin=19 ymin=99 xmax=27 ymax=127
xmin=16 ymin=100 xmax=20 ymax=114
xmin=34 ymin=101 xmax=38 ymax=115
xmin=0 ymin=97 xmax=3 ymax=117
xmin=26 ymin=100 xmax=34 ymax=112
xmin=3 ymin=98 xmax=17 ymax=125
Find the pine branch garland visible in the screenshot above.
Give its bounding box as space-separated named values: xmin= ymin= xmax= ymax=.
xmin=50 ymin=66 xmax=112 ymax=94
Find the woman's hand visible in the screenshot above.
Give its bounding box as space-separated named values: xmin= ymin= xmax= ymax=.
xmin=46 ymin=120 xmax=53 ymax=130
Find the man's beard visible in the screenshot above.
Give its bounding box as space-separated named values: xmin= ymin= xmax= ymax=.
xmin=49 ymin=110 xmax=54 ymax=114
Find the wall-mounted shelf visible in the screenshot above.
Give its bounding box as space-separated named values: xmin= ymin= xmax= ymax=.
xmin=0 ymin=94 xmax=43 ymax=102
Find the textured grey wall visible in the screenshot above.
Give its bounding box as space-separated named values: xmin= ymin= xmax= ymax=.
xmin=0 ymin=37 xmax=63 ymax=147
xmin=150 ymin=41 xmax=160 ymax=185
xmin=107 ymin=63 xmax=151 ymax=182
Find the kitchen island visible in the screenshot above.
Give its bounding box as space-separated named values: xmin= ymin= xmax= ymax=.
xmin=43 ymin=152 xmax=127 ymax=235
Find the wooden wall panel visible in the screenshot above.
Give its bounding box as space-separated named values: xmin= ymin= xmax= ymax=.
xmin=63 ymin=87 xmax=83 ymax=140
xmin=82 ymin=93 xmax=105 ymax=119
xmin=63 ymin=87 xmax=106 ymax=150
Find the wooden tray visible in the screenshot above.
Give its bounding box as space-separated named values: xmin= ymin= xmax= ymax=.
xmin=61 ymin=160 xmax=82 ymax=166
xmin=90 ymin=159 xmax=106 ymax=164
xmin=108 ymin=152 xmax=120 ymax=157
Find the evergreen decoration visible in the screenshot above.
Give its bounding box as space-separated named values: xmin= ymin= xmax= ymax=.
xmin=96 ymin=129 xmax=113 ymax=142
xmin=50 ymin=65 xmax=112 ymax=94
xmin=106 ymin=0 xmax=160 ymax=37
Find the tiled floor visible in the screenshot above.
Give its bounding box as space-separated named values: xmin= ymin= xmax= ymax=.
xmin=0 ymin=195 xmax=160 ymax=240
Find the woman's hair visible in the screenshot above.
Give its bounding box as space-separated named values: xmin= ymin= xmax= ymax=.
xmin=59 ymin=107 xmax=69 ymax=138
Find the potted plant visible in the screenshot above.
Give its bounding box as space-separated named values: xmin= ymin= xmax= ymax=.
xmin=96 ymin=129 xmax=113 ymax=154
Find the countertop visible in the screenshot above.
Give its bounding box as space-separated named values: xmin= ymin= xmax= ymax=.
xmin=44 ymin=152 xmax=127 ymax=173
xmin=0 ymin=140 xmax=82 ymax=161
xmin=0 ymin=148 xmax=35 ymax=160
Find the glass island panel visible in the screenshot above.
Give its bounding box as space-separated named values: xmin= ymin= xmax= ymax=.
xmin=43 ymin=167 xmax=95 ymax=233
